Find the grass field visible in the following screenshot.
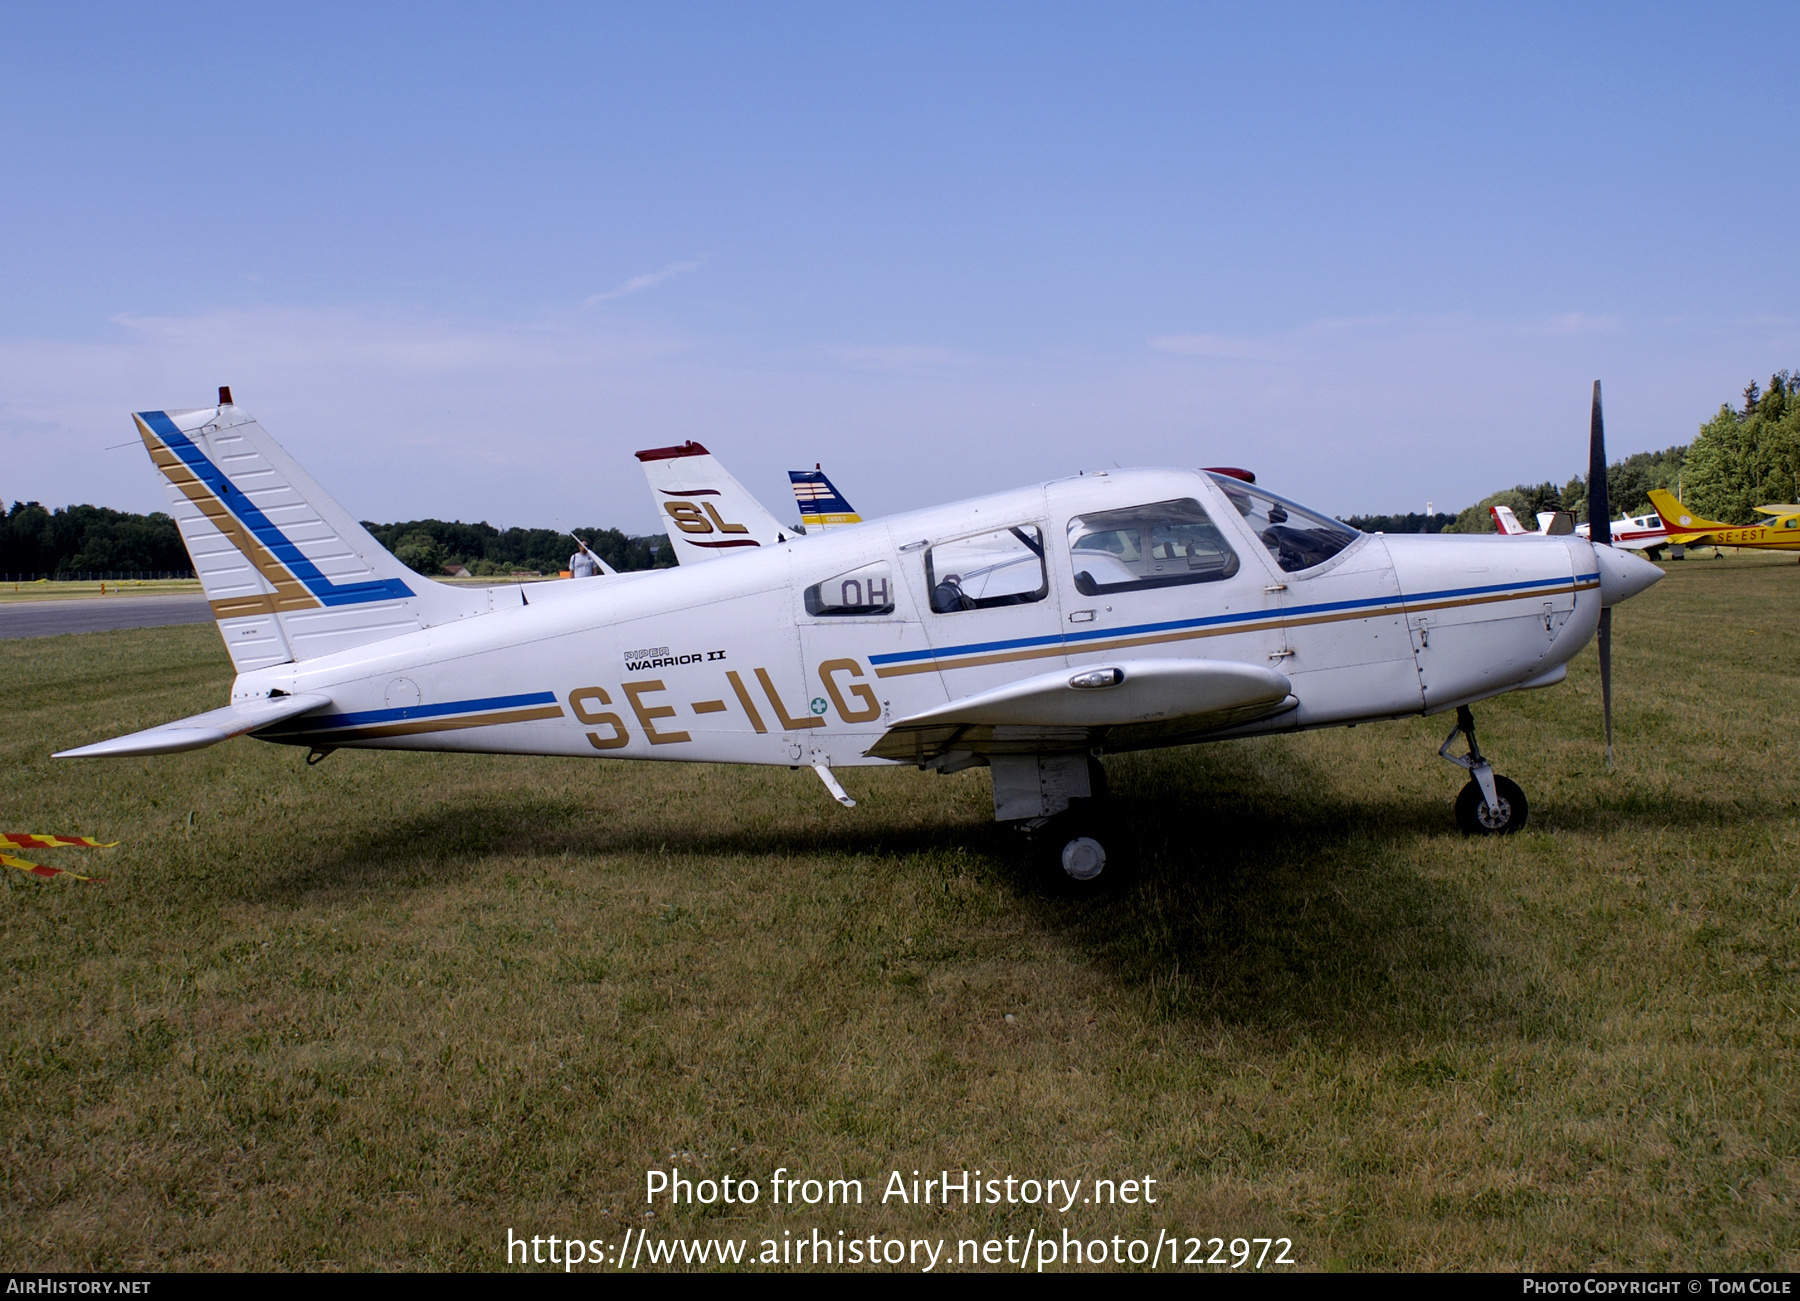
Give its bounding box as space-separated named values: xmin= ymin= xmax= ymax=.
xmin=0 ymin=579 xmax=202 ymax=603
xmin=3 ymin=555 xmax=1797 ymax=1271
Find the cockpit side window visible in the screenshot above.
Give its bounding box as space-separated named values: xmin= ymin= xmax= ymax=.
xmin=1067 ymin=498 xmax=1240 ymax=596
xmin=804 ymin=560 xmax=896 ymax=616
xmin=1206 ymin=473 xmax=1360 ymax=574
xmin=925 ymin=525 xmax=1049 ymax=613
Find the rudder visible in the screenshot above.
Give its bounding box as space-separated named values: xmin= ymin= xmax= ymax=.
xmin=136 ymin=392 xmax=489 ymax=671
xmin=634 ymin=440 xmax=787 ymax=564
xmin=1647 ymin=488 xmax=1724 ymax=537
xmin=789 ymin=466 xmax=861 ymax=529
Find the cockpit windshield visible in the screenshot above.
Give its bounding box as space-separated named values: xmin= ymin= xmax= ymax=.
xmin=1207 ymin=473 xmax=1360 ymax=574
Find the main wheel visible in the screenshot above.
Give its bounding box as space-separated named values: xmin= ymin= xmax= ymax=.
xmin=1058 ymin=833 xmax=1108 ymax=882
xmin=1454 ymin=775 xmax=1528 ymax=835
xmin=1029 ymin=799 xmax=1122 ymax=891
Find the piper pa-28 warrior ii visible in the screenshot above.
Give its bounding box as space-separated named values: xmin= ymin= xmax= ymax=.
xmin=57 ymin=384 xmax=1663 ymax=887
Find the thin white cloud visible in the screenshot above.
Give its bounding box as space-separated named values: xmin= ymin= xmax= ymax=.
xmin=1148 ymin=333 xmax=1282 ymax=362
xmin=582 ymin=257 xmax=706 ymax=307
xmin=3 ymin=302 xmax=1792 ymax=531
xmin=808 ymin=342 xmax=978 ymax=371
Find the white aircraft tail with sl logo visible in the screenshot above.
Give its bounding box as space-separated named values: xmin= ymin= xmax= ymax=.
xmin=634 ymin=441 xmax=788 ymax=564
xmin=135 ymin=388 xmax=493 ymax=674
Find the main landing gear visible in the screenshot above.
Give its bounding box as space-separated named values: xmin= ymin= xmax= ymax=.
xmin=1439 ymin=705 xmax=1529 ymax=835
xmin=989 ymin=754 xmax=1119 ymax=890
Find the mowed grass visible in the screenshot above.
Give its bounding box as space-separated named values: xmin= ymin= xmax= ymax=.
xmin=2 ymin=555 xmax=1797 ymax=1272
xmin=0 ymin=579 xmax=202 ymax=603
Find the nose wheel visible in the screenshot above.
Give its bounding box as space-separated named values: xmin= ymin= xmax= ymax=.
xmin=1454 ymin=772 xmax=1528 ymax=834
xmin=1439 ymin=705 xmax=1529 ymax=836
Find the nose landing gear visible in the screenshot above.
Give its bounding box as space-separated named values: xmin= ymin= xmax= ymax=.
xmin=1440 ymin=705 xmax=1529 ymax=835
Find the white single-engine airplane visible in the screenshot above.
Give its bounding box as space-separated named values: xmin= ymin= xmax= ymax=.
xmin=1493 ymin=503 xmax=1671 ymax=559
xmin=57 ymin=384 xmax=1662 ymax=886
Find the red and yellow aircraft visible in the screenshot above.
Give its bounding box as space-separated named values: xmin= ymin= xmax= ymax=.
xmin=1648 ymin=489 xmax=1800 ymax=552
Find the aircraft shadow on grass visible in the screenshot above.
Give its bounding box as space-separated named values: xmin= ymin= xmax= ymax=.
xmin=233 ymin=747 xmax=1487 ymax=1042
xmin=242 ymin=744 xmax=1775 ymax=1044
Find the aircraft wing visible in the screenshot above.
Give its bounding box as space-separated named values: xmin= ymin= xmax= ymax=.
xmin=864 ymin=659 xmax=1296 ymax=763
xmin=54 ymin=692 xmax=334 ymax=758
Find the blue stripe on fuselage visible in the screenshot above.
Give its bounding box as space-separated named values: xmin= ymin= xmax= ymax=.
xmin=868 ymin=571 xmax=1595 ymax=667
xmin=139 ymin=410 xmax=413 ymax=607
xmin=274 ymin=691 xmax=560 ymax=731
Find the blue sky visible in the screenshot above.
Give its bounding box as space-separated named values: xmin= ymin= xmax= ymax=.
xmin=3 ymin=4 xmax=1795 ymax=531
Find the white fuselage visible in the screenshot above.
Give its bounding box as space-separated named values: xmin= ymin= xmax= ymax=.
xmin=235 ymin=469 xmax=1604 ymax=765
xmin=1576 ymin=513 xmax=1669 ymax=552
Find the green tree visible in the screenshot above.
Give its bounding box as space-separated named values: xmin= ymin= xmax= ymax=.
xmin=1443 ymin=482 xmax=1561 ymax=533
xmin=1548 ymin=448 xmax=1688 ymax=522
xmin=391 ymin=531 xmax=446 ymax=576
xmin=0 ymin=501 xmax=188 ymax=574
xmin=1684 ymin=373 xmax=1800 ymax=523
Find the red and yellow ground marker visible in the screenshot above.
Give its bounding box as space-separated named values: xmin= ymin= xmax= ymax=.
xmin=1 ymin=833 xmax=117 ymax=850
xmin=2 ymin=833 xmax=116 ymax=882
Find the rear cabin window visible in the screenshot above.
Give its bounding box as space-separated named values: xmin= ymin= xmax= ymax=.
xmin=926 ymin=525 xmax=1049 ymax=612
xmin=1207 ymin=473 xmax=1360 ymax=574
xmin=804 ymin=560 xmax=896 ymax=616
xmin=1067 ymin=498 xmax=1240 ymax=595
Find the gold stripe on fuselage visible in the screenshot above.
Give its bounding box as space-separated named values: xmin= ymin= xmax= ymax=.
xmin=290 ymin=704 xmax=566 ymax=743
xmin=872 ymin=580 xmax=1598 ymax=679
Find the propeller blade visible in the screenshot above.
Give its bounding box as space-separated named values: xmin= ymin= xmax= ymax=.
xmin=1588 ymin=380 xmax=1611 ymax=546
xmin=1590 ymin=380 xmax=1614 ymax=768
xmin=1598 ymin=606 xmax=1613 ymax=769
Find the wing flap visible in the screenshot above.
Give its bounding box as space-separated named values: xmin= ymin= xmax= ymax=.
xmin=865 ymin=659 xmax=1294 ymax=762
xmin=54 ymin=692 xmax=335 ymax=758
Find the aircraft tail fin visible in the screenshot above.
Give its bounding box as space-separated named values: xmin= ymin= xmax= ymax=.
xmin=134 ymin=393 xmax=490 ymax=673
xmin=1647 ymin=488 xmax=1725 ymax=536
xmin=1491 ymin=505 xmax=1528 ymax=535
xmin=789 ymin=467 xmax=862 ymax=529
xmin=634 ymin=441 xmax=787 ymax=564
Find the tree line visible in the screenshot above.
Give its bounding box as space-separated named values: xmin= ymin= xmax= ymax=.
xmin=1 ymin=502 xmax=191 ymax=574
xmin=1339 ymin=445 xmax=1689 ymax=536
xmin=359 ymin=519 xmax=675 ymax=576
xmin=0 ymin=502 xmax=674 ymax=577
xmin=1436 ymin=445 xmax=1690 ymax=534
xmin=1680 ymin=371 xmax=1800 ymax=524
xmin=1347 ymin=372 xmax=1798 ymax=534
xmin=10 ymin=373 xmax=1795 ymax=567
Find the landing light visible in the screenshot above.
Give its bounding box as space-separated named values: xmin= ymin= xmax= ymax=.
xmin=1069 ymin=668 xmax=1124 ymax=690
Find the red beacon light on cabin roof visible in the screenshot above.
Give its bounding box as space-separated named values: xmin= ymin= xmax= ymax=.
xmin=1204 ymin=466 xmax=1256 ymax=483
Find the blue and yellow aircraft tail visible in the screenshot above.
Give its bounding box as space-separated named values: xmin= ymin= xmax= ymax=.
xmin=788 ymin=466 xmax=862 ymax=530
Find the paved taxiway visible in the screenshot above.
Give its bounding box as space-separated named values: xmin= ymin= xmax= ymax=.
xmin=0 ymin=595 xmax=214 ymax=639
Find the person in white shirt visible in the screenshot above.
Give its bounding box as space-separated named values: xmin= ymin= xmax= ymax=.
xmin=569 ymin=536 xmax=602 ymax=578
